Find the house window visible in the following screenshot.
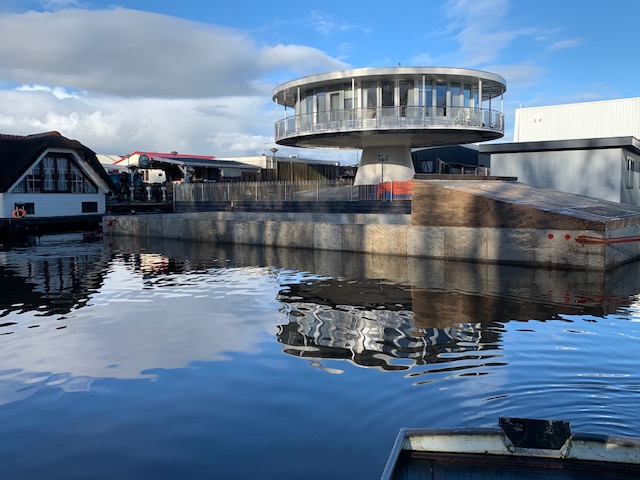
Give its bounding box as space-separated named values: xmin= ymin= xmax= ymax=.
xmin=13 ymin=154 xmax=98 ymax=194
xmin=626 ymin=156 xmax=635 ymax=189
xmin=81 ymin=201 xmax=98 ymax=213
xmin=14 ymin=202 xmax=35 ymax=214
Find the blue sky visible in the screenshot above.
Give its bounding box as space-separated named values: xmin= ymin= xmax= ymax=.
xmin=0 ymin=0 xmax=638 ymax=161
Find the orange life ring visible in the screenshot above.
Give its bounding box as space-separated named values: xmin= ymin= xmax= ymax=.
xmin=12 ymin=207 xmax=26 ymax=219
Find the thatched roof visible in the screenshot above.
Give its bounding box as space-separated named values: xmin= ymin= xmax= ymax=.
xmin=0 ymin=131 xmax=115 ymax=192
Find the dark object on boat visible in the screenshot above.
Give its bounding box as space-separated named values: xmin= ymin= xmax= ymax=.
xmin=382 ymin=417 xmax=640 ymax=479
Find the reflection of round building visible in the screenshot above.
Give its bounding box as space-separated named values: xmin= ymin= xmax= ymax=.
xmin=277 ymin=302 xmax=486 ymax=371
xmin=272 ymin=67 xmax=507 ymax=184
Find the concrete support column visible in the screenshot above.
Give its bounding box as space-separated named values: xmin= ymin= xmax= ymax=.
xmin=354 ymin=144 xmax=415 ymax=185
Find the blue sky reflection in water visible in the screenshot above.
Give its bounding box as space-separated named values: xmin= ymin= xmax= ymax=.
xmin=1 ymin=234 xmax=640 ymax=479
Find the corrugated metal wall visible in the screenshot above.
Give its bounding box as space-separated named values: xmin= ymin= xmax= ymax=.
xmin=491 ymin=148 xmax=624 ymax=203
xmin=621 ymin=149 xmax=640 ymax=206
xmin=514 ymin=98 xmax=640 ymax=142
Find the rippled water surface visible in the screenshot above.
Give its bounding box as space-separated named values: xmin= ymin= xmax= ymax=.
xmin=1 ymin=234 xmax=640 ymax=479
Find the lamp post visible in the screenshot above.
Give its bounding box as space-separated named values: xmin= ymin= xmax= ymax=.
xmin=378 ymin=154 xmax=387 ymax=184
xmin=271 ymin=147 xmax=278 ymax=181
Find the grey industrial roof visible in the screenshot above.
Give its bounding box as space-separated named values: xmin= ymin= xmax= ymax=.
xmin=148 ymin=156 xmax=260 ymax=171
xmin=479 ymin=136 xmax=640 ymax=155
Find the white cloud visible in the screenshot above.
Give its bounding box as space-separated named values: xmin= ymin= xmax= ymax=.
xmin=17 ymin=84 xmax=82 ymax=100
xmin=0 ymin=8 xmax=346 ymax=99
xmin=485 ymin=62 xmax=546 ymax=92
xmin=546 ymin=38 xmax=582 ymax=52
xmin=307 ymin=10 xmax=369 ymax=37
xmin=259 ymin=44 xmax=348 ymax=76
xmin=0 ymin=86 xmax=274 ymax=155
xmin=442 ymin=0 xmax=537 ymax=66
xmin=0 ymin=8 xmax=259 ymax=98
xmin=0 ymin=7 xmax=349 ymax=157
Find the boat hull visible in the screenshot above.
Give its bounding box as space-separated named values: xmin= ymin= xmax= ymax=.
xmin=382 ymin=419 xmax=640 ymax=480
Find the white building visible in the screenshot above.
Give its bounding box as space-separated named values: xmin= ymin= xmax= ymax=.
xmin=0 ymin=131 xmax=113 ymax=219
xmin=483 ymin=98 xmax=640 ymax=206
xmin=514 ymin=97 xmax=640 ymax=142
xmin=272 ymin=67 xmax=506 ymax=185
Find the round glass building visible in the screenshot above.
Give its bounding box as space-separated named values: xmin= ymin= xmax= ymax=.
xmin=272 ymin=67 xmax=507 ymax=185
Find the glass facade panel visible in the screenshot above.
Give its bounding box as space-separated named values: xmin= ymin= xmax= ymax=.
xmin=363 ymin=81 xmax=377 ymax=119
xmin=436 ymin=82 xmax=447 ymax=116
xmin=450 ymin=82 xmax=462 ymax=107
xmin=330 ymin=92 xmax=340 ymax=121
xmin=304 ymin=90 xmax=313 ymax=114
xmin=304 ymin=93 xmax=313 ymax=130
xmin=381 ymin=81 xmax=394 ymax=118
xmin=463 ymin=84 xmax=472 ymax=107
xmin=399 ymin=80 xmax=413 ymax=117
xmin=419 ymin=81 xmax=433 ymax=117
xmin=316 ymin=90 xmax=327 ymax=124
xmin=344 ymin=88 xmax=353 ymax=110
xmin=381 ymin=81 xmax=394 ymax=106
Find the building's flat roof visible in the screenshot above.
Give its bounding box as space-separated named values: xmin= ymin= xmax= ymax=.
xmin=480 ymin=136 xmax=640 ymax=155
xmin=273 ymin=66 xmax=506 ymax=106
xmin=148 ymin=156 xmax=260 ymax=171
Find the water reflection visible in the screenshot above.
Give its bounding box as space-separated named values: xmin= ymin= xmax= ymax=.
xmin=276 ymin=280 xmax=494 ymax=372
xmin=107 ymin=237 xmax=640 ymax=380
xmin=0 ymin=236 xmax=282 ymax=404
xmin=4 ymin=235 xmax=639 ymax=381
xmin=0 ymin=234 xmax=108 ymax=320
xmin=273 ymin=251 xmax=639 ymax=376
xmin=2 ymin=236 xmax=640 ymax=478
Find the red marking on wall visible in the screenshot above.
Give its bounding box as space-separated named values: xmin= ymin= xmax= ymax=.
xmin=576 ymin=235 xmax=640 ymax=244
xmin=565 ymin=234 xmax=571 ymax=241
xmin=548 ymin=234 xmax=554 ymax=239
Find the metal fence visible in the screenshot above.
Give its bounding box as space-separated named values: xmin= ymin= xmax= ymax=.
xmin=173 ymin=180 xmax=413 ymax=203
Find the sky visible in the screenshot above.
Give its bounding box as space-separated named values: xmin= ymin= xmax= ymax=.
xmin=0 ymin=0 xmax=638 ymax=163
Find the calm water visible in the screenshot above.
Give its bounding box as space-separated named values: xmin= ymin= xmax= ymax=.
xmin=1 ymin=233 xmax=640 ymax=479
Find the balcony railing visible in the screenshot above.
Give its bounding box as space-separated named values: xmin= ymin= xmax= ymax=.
xmin=275 ymin=106 xmax=504 ymax=140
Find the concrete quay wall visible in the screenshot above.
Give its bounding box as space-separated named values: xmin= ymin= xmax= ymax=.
xmin=103 ymin=209 xmax=621 ymax=270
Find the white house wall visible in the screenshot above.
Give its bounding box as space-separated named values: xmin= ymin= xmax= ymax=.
xmin=514 ymin=98 xmax=640 ymax=142
xmin=491 ymin=148 xmax=623 ymax=203
xmin=3 ymin=193 xmax=105 ymax=218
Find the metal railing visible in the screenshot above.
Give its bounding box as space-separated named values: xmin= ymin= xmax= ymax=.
xmin=173 ymin=180 xmax=413 ymax=203
xmin=275 ymin=106 xmax=504 ymax=140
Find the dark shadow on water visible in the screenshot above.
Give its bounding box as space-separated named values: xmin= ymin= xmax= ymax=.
xmin=0 ymin=234 xmax=110 ymax=319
